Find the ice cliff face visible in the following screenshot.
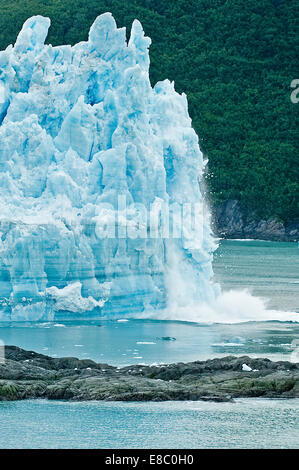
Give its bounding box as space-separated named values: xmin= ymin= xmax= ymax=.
xmin=0 ymin=14 xmax=218 ymax=321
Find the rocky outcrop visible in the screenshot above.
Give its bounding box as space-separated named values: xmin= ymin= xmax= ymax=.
xmin=0 ymin=346 xmax=298 ymax=402
xmin=213 ymin=200 xmax=298 ymax=242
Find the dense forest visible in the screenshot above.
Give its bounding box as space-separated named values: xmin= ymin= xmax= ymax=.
xmin=0 ymin=0 xmax=298 ymax=222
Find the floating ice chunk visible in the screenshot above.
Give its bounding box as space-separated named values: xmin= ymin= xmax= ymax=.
xmin=242 ymin=363 xmax=252 ymax=371
xmin=136 ymin=341 xmax=156 ymax=345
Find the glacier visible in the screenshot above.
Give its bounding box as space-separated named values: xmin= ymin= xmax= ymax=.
xmin=0 ymin=14 xmax=297 ymax=324
xmin=0 ymin=13 xmax=221 ymax=321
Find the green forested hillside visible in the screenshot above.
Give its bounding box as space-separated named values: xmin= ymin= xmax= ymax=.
xmin=0 ymin=0 xmax=298 ymax=222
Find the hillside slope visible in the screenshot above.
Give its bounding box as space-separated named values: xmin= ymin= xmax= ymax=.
xmin=0 ymin=0 xmax=298 ymax=233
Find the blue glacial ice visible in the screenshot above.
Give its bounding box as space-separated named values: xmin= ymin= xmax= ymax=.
xmin=0 ymin=14 xmax=296 ymax=323
xmin=0 ymin=13 xmax=220 ymax=321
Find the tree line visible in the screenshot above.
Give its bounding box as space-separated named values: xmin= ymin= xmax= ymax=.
xmin=0 ymin=0 xmax=298 ymax=222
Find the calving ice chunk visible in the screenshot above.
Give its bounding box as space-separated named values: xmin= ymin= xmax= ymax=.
xmin=0 ymin=13 xmax=218 ymax=321
xmin=46 ymin=282 xmax=106 ymax=313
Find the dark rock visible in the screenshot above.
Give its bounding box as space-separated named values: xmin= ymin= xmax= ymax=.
xmin=158 ymin=336 xmax=176 ymax=341
xmin=0 ymin=346 xmax=298 ymax=402
xmin=213 ymin=199 xmax=298 ymax=242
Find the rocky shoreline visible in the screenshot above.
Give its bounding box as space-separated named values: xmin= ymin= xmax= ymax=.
xmin=213 ymin=200 xmax=298 ymax=242
xmin=0 ymin=346 xmax=298 ymax=402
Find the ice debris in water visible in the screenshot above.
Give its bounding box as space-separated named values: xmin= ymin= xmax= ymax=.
xmin=242 ymin=363 xmax=258 ymax=372
xmin=0 ymin=13 xmax=218 ymax=321
xmin=242 ymin=364 xmax=252 ymax=371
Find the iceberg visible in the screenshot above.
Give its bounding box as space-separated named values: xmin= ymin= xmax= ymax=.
xmin=0 ymin=13 xmax=219 ymax=321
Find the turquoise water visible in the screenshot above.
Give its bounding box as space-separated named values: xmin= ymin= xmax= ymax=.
xmin=0 ymin=399 xmax=298 ymax=449
xmin=0 ymin=319 xmax=298 ymax=365
xmin=0 ymin=240 xmax=298 ymax=449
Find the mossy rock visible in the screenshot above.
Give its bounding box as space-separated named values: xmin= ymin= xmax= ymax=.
xmin=0 ymin=381 xmax=20 ymax=400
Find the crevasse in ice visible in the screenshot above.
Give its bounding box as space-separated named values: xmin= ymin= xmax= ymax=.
xmin=0 ymin=13 xmax=218 ymax=321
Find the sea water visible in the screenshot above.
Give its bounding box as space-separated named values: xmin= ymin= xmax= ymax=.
xmin=0 ymin=399 xmax=298 ymax=449
xmin=0 ymin=240 xmax=298 ymax=448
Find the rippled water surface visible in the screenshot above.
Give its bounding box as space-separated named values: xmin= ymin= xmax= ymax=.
xmin=0 ymin=399 xmax=298 ymax=449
